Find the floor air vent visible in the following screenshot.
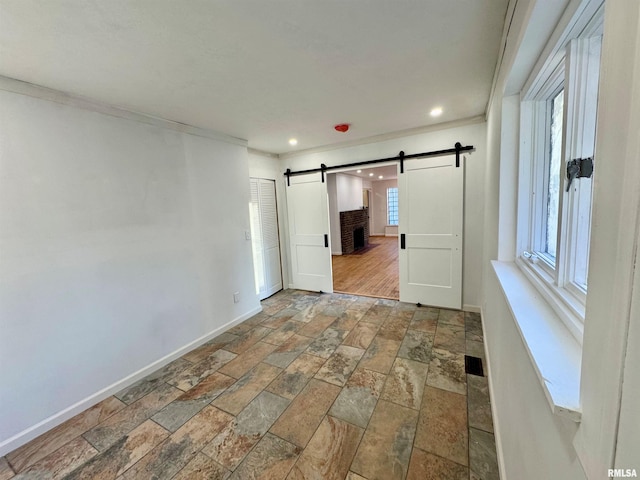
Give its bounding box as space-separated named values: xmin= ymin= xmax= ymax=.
xmin=464 ymin=355 xmax=484 ymax=377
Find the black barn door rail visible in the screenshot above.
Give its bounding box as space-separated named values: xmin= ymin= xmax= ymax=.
xmin=284 ymin=142 xmax=474 ymax=185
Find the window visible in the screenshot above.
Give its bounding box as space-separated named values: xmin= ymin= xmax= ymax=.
xmin=545 ymin=88 xmax=564 ymax=261
xmin=518 ymin=5 xmax=603 ymax=337
xmin=387 ymin=187 xmax=398 ymax=225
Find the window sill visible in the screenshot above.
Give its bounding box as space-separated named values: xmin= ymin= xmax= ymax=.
xmin=491 ymin=260 xmax=582 ymax=422
xmin=516 ymin=257 xmax=585 ymax=342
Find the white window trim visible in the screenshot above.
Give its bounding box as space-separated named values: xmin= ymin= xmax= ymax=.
xmin=387 ymin=186 xmax=398 ymax=226
xmin=493 ymin=0 xmax=604 ymax=425
xmin=558 ymin=34 xmax=601 ymax=301
xmin=516 ymin=2 xmax=603 ymax=345
xmin=529 ymin=68 xmax=564 ymax=270
xmin=492 ymin=261 xmax=582 ymax=421
xmin=515 ymin=256 xmax=585 ymax=340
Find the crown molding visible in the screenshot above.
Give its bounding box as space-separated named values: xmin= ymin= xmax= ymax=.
xmin=0 ymin=76 xmax=248 ymax=147
xmin=247 ymin=147 xmax=279 ymax=159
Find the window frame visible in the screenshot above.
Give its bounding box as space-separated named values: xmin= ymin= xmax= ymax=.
xmin=516 ymin=4 xmax=603 ymax=342
xmin=529 ymin=65 xmax=565 ymax=275
xmin=387 ymin=187 xmax=398 ymax=226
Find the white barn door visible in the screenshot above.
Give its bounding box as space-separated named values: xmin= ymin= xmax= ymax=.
xmin=286 ymin=173 xmax=333 ymax=293
xmin=250 ymin=178 xmax=283 ymax=300
xmin=399 ymin=155 xmax=463 ymax=309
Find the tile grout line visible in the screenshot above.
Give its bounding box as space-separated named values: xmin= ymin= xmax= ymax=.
xmin=268 ymin=297 xmax=375 ymax=477
xmin=405 ymin=311 xmax=435 ymax=480
xmin=5 ymin=291 xmax=493 ymax=480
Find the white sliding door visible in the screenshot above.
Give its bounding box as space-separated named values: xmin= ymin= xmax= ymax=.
xmin=250 ymin=178 xmax=283 ymax=300
xmin=399 ymin=155 xmax=463 ymax=309
xmin=286 ymin=173 xmax=333 ymax=293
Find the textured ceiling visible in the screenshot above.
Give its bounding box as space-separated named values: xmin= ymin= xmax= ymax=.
xmin=0 ymin=0 xmax=508 ymax=154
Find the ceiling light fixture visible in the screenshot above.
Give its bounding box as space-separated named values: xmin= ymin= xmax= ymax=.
xmin=378 ymin=175 xmax=384 ymax=179
xmin=357 ymin=169 xmax=362 ymax=173
xmin=369 ymin=173 xmax=374 ymax=177
xmin=430 ymin=107 xmax=443 ymax=117
xmin=288 ymin=138 xmax=298 ymax=146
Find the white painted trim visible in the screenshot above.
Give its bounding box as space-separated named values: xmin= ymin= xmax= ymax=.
xmin=516 ymin=257 xmax=584 ymax=343
xmin=522 ymin=0 xmax=604 ymax=100
xmin=492 ymin=260 xmax=582 ymax=421
xmin=574 ymin=2 xmax=640 ymax=473
xmin=247 ymin=147 xmax=279 ymax=159
xmin=279 ymin=116 xmax=485 ymax=160
xmin=463 ymin=304 xmax=482 ymax=313
xmin=481 ymin=306 xmax=508 ymax=480
xmin=0 ymin=76 xmax=248 ymax=148
xmin=485 ymin=0 xmax=518 ymax=117
xmin=0 ymin=305 xmax=262 ymax=457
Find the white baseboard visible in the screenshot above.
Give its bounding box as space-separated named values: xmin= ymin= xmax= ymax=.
xmin=463 ymin=304 xmax=482 ymax=313
xmin=0 ymin=305 xmax=262 ymax=457
xmin=480 ymin=306 xmax=508 ymax=480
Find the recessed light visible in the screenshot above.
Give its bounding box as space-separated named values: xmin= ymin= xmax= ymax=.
xmin=430 ymin=107 xmax=443 ymax=117
xmin=378 ymin=175 xmax=384 ymax=179
xmin=369 ymin=173 xmax=374 ymax=177
xmin=357 ymin=169 xmax=362 ymax=173
xmin=289 ymin=138 xmax=298 ymax=146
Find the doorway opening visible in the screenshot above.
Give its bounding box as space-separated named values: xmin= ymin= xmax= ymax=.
xmin=284 ymin=145 xmax=465 ymax=309
xmin=327 ymin=165 xmax=399 ymax=299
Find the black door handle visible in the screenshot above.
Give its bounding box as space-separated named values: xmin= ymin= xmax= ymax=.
xmin=324 ymin=234 xmax=329 ymax=248
xmin=401 ymin=234 xmax=406 ymax=249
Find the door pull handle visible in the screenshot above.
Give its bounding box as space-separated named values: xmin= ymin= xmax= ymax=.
xmin=401 ymin=234 xmax=406 ymax=250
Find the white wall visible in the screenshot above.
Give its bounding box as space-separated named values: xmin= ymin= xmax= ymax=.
xmin=371 ymin=179 xmax=398 ymax=235
xmin=616 ymin=233 xmax=640 ymax=469
xmin=335 ymin=173 xmax=363 ymax=212
xmin=481 ymin=1 xmax=640 ymax=479
xmin=280 ymin=120 xmax=486 ymax=309
xmin=575 ymin=1 xmax=640 ymax=475
xmin=326 ymin=174 xmax=342 ymax=255
xmin=480 ymin=1 xmax=587 ymax=478
xmin=0 ymin=88 xmax=261 ymax=455
xmin=613 ymin=7 xmax=640 ymax=468
xmin=327 ymin=173 xmax=365 ymax=255
xmin=483 ymin=272 xmax=587 ymax=479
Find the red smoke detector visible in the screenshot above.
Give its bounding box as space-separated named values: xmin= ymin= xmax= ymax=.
xmin=334 ymin=123 xmax=350 ymax=133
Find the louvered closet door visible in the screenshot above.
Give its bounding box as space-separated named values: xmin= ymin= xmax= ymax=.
xmin=250 ymin=178 xmax=283 ymax=300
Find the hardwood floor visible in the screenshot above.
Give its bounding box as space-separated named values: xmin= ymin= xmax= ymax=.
xmin=332 ymin=236 xmax=399 ymax=299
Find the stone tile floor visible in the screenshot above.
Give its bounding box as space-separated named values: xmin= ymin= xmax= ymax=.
xmin=1 ymin=290 xmax=500 ymax=480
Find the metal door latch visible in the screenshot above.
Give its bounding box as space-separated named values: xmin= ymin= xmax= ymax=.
xmin=566 ymin=157 xmax=593 ymax=192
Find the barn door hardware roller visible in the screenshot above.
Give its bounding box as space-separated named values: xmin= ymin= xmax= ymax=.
xmin=566 ymin=157 xmax=593 ymax=191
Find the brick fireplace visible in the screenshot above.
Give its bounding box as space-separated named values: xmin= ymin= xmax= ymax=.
xmin=340 ymin=208 xmax=370 ymax=254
